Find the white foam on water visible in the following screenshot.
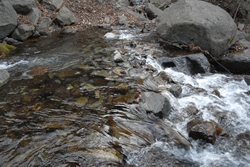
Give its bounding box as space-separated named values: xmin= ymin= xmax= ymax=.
xmin=0 ymin=60 xmax=29 ymax=69
xmin=186 ymin=142 xmax=240 ymax=167
xmin=104 ymin=30 xmax=135 ymax=40
xmin=119 ymin=33 xmax=134 ymax=40
xmin=144 ymin=56 xmax=250 ymax=166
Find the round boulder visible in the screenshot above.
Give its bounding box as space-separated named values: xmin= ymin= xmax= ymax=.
xmin=156 ymin=0 xmax=238 ymax=56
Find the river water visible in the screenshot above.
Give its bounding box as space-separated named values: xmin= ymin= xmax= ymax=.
xmin=0 ymin=27 xmax=249 ymax=167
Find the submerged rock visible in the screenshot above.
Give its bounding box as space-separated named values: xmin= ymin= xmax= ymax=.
xmin=130 ymin=104 xmax=192 ymax=147
xmin=237 ymin=131 xmax=250 ymax=141
xmin=128 ymin=146 xmax=199 ymax=167
xmin=156 ymin=0 xmax=238 ymax=56
xmin=183 ymin=104 xmax=199 ymax=117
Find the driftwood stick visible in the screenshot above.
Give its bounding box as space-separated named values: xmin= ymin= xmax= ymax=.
xmin=233 ymin=0 xmax=241 ymax=20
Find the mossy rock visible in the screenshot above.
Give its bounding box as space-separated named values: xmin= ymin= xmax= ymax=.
xmin=0 ymin=43 xmax=16 ymax=57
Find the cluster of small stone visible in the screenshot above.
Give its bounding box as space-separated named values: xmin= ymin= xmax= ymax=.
xmin=0 ymin=0 xmax=76 ymax=41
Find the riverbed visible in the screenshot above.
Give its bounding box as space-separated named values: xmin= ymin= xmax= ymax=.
xmin=0 ymin=26 xmax=250 ymax=167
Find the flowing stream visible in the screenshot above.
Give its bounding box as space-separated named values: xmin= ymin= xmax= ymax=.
xmin=0 ymin=27 xmax=250 ymax=167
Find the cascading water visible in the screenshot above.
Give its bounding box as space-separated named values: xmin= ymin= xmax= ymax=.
xmin=126 ymin=55 xmax=250 ymax=166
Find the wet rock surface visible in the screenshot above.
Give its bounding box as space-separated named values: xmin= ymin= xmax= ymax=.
xmin=158 ymin=53 xmax=210 ymax=75
xmin=128 ymin=146 xmax=199 ymax=167
xmin=0 ymin=4 xmax=250 ymax=165
xmin=187 ymin=118 xmax=217 ymax=144
xmin=0 ymin=26 xmax=197 ymax=166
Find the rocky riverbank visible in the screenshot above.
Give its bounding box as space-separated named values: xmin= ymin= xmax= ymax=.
xmin=1 ymin=0 xmax=250 ymax=78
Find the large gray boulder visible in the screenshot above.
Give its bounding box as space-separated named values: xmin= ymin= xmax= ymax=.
xmin=156 ymin=0 xmax=238 ymax=57
xmin=0 ymin=0 xmax=18 ymax=39
xmin=12 ymin=24 xmax=35 ymax=41
xmin=54 ymin=6 xmax=76 ymax=26
xmin=40 ymin=0 xmax=64 ymax=11
xmin=9 ymin=0 xmax=36 ymax=15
